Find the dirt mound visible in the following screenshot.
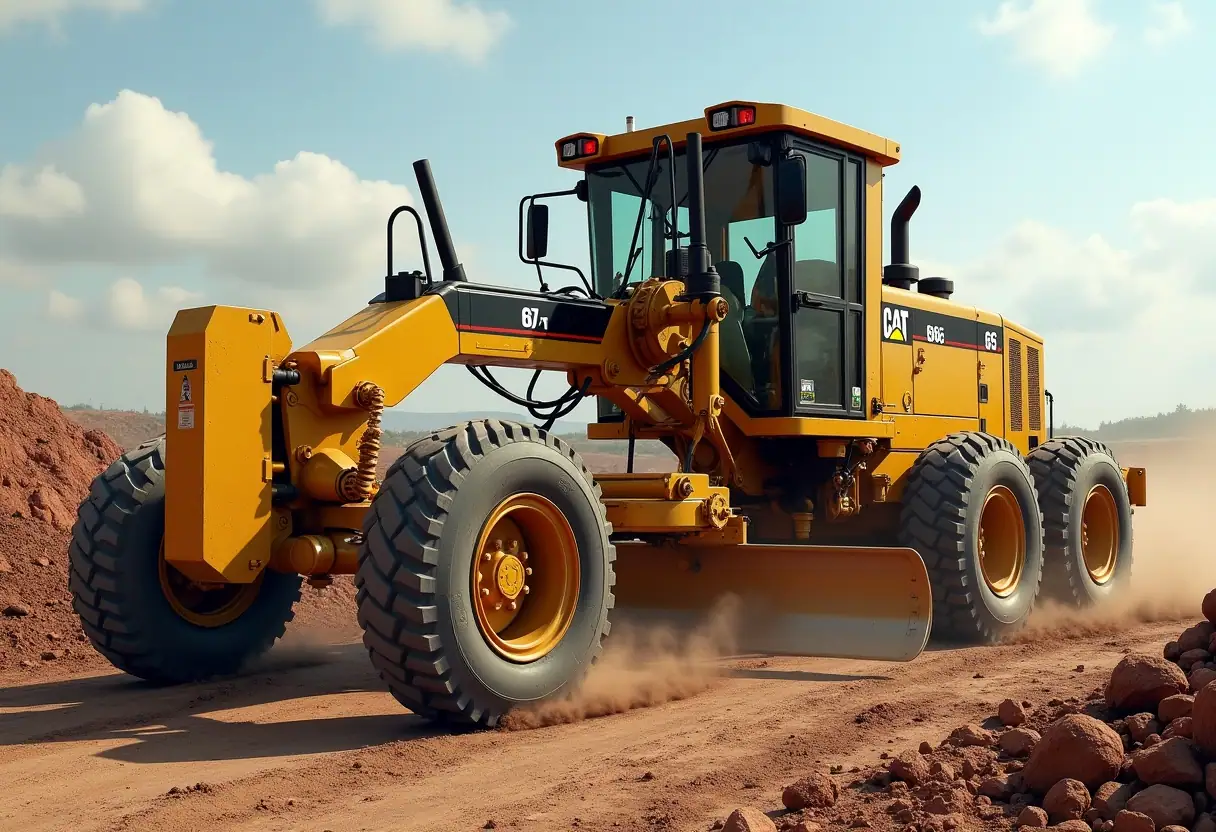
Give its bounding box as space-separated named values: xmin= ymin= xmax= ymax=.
xmin=60 ymin=407 xmax=165 ymax=452
xmin=0 ymin=370 xmax=123 ymax=675
xmin=0 ymin=371 xmax=121 ymax=530
xmin=715 ymin=598 xmax=1216 ymax=832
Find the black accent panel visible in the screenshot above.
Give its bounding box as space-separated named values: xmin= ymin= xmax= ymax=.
xmin=881 ymin=302 xmax=1004 ymax=354
xmin=432 ymin=281 xmax=613 ymax=344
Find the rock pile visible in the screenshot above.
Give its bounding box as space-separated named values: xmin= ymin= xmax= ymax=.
xmin=715 ymin=600 xmax=1216 ymax=832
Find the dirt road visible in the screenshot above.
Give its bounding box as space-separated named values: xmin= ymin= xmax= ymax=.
xmin=0 ymin=617 xmax=1190 ymax=832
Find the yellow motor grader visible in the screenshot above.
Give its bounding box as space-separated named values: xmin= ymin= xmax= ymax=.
xmin=68 ymin=101 xmax=1147 ymax=727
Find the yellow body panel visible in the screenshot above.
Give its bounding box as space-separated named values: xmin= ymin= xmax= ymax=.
xmin=165 ymin=307 xmax=292 ymax=583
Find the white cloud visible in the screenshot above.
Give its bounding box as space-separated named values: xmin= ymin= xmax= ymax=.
xmin=1145 ymin=2 xmax=1192 ymax=46
xmin=0 ymin=0 xmax=146 ymax=33
xmin=106 ymin=276 xmax=203 ymax=332
xmin=978 ymin=0 xmax=1115 ymax=79
xmin=929 ymin=197 xmax=1216 ymax=425
xmin=0 ymin=164 xmax=86 ymax=219
xmin=47 ymin=288 xmax=83 ymax=322
xmin=0 ymin=90 xmax=417 ymax=301
xmin=316 ymin=0 xmax=511 ymax=63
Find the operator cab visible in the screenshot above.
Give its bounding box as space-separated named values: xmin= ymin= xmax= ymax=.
xmin=563 ymin=103 xmax=882 ymax=423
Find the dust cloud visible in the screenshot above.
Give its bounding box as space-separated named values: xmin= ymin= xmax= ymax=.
xmin=1014 ymin=437 xmax=1216 ymax=642
xmin=498 ymin=595 xmax=740 ymax=731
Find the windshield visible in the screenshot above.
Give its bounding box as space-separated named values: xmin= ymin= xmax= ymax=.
xmin=585 ymin=140 xmax=783 ymax=411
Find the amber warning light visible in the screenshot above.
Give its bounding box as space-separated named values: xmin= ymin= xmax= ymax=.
xmin=560 ymin=136 xmax=600 ymax=160
xmin=708 ymin=105 xmax=757 ymax=131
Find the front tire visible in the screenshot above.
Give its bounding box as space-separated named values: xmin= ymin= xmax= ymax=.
xmin=356 ymin=420 xmax=615 ymax=728
xmin=900 ymin=432 xmax=1045 ymax=644
xmin=69 ymin=437 xmax=303 ymax=682
xmin=1027 ymin=437 xmax=1134 ymax=607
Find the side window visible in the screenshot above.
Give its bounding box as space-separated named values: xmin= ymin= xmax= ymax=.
xmin=609 ymin=191 xmax=660 ymax=284
xmin=793 ymin=153 xmax=842 ymax=298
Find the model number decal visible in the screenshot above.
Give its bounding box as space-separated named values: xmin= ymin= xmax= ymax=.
xmin=983 ymin=329 xmax=1001 ymax=352
xmin=521 ymin=306 xmax=549 ymax=330
xmin=925 ymin=324 xmax=946 ymax=345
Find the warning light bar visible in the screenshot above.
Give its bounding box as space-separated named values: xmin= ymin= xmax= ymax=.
xmin=707 ymin=104 xmax=757 ymax=131
xmin=559 ymin=135 xmax=600 ymax=161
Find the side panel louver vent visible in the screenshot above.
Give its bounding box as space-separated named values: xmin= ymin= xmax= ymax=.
xmin=1028 ymin=345 xmax=1041 ymax=432
xmin=1009 ymin=338 xmax=1024 ymax=433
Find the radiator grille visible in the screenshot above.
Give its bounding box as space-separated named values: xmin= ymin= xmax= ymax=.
xmin=1009 ymin=338 xmax=1024 ymax=432
xmin=1028 ymin=345 xmax=1042 ymax=432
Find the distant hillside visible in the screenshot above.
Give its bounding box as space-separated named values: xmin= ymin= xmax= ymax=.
xmin=60 ymin=405 xmax=674 ymax=463
xmin=1058 ymin=404 xmax=1214 ymax=443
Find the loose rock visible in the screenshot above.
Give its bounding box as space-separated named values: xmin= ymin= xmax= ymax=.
xmin=1106 ymin=656 xmax=1189 ymax=712
xmin=1001 ymin=728 xmax=1042 ymax=757
xmin=1018 ymin=806 xmax=1049 ymax=828
xmin=2 ymin=603 xmax=29 ymax=617
xmin=1203 ymin=591 xmax=1216 ymax=626
xmin=1160 ymin=695 xmax=1194 ymax=723
xmin=1126 ymin=784 xmax=1196 ymax=829
xmin=1132 ymin=737 xmax=1202 ymax=787
xmin=1093 ymin=782 xmax=1132 ymax=820
xmin=1191 ymin=668 xmax=1216 ymax=694
xmin=1044 ymin=779 xmax=1091 ymax=823
xmin=1053 ymin=821 xmax=1091 ymax=832
xmin=1162 ymin=717 xmax=1192 ymax=740
xmin=1001 ymin=699 xmax=1029 ymax=727
xmin=723 ymin=808 xmax=777 ymax=832
xmin=949 ymin=724 xmax=994 ymax=747
xmin=1112 ymin=810 xmax=1155 ymax=832
xmin=1127 ymin=714 xmax=1161 ymax=744
xmin=889 ymin=752 xmax=931 ymax=786
xmin=1024 ymin=714 xmax=1125 ymax=792
xmin=782 ymin=773 xmax=838 ymax=810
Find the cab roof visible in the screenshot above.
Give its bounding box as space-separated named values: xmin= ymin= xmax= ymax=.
xmin=555 ymin=100 xmax=902 ymax=171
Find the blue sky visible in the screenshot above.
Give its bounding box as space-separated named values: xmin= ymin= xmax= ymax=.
xmin=0 ymin=0 xmax=1212 ymax=426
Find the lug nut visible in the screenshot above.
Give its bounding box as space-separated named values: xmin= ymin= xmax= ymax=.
xmin=481 ymin=588 xmax=490 ymax=597
xmin=493 ymin=539 xmax=503 ymax=551
xmin=525 ymin=567 xmax=533 ymax=576
xmin=483 ymin=552 xmax=492 ymax=562
xmin=509 ymin=601 xmax=517 ymax=611
xmin=523 ymin=585 xmax=530 ymax=595
xmin=494 ymin=602 xmax=502 ymax=611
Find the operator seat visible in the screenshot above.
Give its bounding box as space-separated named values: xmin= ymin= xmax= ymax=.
xmin=714 ymin=260 xmax=755 ymax=393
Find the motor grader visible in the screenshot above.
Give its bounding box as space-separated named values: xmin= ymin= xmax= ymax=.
xmin=68 ymin=101 xmax=1147 ymax=728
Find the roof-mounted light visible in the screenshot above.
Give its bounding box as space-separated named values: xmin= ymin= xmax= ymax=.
xmin=557 ymin=134 xmax=601 ymax=162
xmin=707 ymin=104 xmax=757 ymax=131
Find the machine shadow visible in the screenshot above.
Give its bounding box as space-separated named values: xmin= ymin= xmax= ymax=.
xmin=0 ymin=640 xmax=444 ymax=763
xmin=728 ymin=668 xmax=891 ymax=682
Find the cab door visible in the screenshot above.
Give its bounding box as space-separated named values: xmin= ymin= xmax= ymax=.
xmin=787 ymin=145 xmax=866 ymax=418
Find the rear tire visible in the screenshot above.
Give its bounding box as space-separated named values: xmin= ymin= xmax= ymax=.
xmin=69 ymin=437 xmax=303 ymax=683
xmin=1027 ymin=437 xmax=1134 ymax=607
xmin=356 ymin=420 xmax=615 ymax=728
xmin=900 ymin=432 xmax=1045 ymax=644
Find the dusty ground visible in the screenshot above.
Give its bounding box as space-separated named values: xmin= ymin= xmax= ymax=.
xmin=2 ymin=407 xmax=1212 ymax=831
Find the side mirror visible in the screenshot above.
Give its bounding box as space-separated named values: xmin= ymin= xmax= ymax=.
xmin=776 ymin=155 xmax=808 ymax=226
xmin=526 ymin=203 xmax=549 ymax=260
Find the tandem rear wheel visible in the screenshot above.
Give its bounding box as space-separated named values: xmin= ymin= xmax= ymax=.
xmin=69 ymin=437 xmax=303 ymax=683
xmin=900 ymin=432 xmax=1045 ymax=644
xmin=1027 ymin=436 xmax=1134 ymax=607
xmin=355 ymin=419 xmax=616 ymax=729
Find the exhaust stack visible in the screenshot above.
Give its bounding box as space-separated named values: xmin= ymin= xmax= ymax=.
xmin=883 ymin=186 xmax=921 ymax=291
xmin=412 ymin=159 xmax=467 ymax=283
xmin=626 ymin=115 xmax=635 ymax=132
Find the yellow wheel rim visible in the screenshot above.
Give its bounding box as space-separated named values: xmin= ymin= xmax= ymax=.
xmin=471 ymin=493 xmax=580 ymax=663
xmin=1081 ymin=484 xmax=1120 ymax=584
xmin=158 ymin=539 xmax=261 ymax=628
xmin=978 ymin=485 xmax=1026 ymax=598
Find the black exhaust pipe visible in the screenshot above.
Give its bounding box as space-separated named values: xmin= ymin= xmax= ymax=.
xmin=411 ymin=159 xmax=467 ymax=282
xmin=681 ymin=131 xmax=720 ymax=301
xmin=883 ymin=185 xmax=921 ymax=291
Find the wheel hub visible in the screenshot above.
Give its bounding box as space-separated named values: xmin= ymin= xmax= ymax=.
xmin=977 ymin=485 xmax=1026 ymax=598
xmin=1081 ymin=484 xmax=1119 ymax=584
xmin=470 ymin=494 xmax=580 ymax=664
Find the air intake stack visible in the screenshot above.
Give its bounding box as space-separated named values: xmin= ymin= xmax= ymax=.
xmin=883 ymin=186 xmax=921 ymax=291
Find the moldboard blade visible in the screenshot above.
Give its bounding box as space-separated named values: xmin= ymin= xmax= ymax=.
xmin=609 ymin=541 xmax=932 ymax=662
